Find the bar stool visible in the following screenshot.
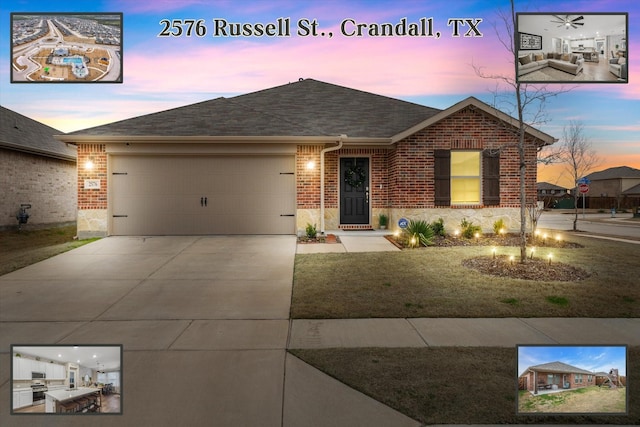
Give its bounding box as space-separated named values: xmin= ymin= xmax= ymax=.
xmin=58 ymin=400 xmax=78 ymax=413
xmin=76 ymin=397 xmax=90 ymax=412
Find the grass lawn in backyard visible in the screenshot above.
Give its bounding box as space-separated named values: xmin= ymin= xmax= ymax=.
xmin=289 ymin=347 xmax=638 ymax=425
xmin=0 ymin=225 xmax=99 ymax=276
xmin=291 ymin=234 xmax=640 ymax=318
xmin=518 ymin=386 xmax=627 ymax=414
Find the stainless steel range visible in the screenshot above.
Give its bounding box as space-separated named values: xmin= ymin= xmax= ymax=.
xmin=31 ymin=384 xmax=47 ymax=405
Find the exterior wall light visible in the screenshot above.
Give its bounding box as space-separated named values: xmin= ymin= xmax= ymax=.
xmin=306 ymin=160 xmax=316 ymax=170
xmin=84 ymin=159 xmax=95 ymax=170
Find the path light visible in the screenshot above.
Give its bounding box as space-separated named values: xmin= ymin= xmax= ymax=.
xmin=548 ymin=253 xmax=553 ymax=265
xmin=542 ymin=233 xmax=548 ymax=242
xmin=474 ymin=232 xmax=480 ymax=240
xmin=534 ymin=229 xmax=541 ymax=238
xmin=454 ymin=229 xmax=460 ymax=238
xmin=530 ymin=247 xmax=536 ymax=259
xmin=555 ymin=234 xmax=562 ymax=242
xmin=509 ymin=255 xmax=515 ymax=265
xmin=492 ymin=247 xmax=497 ymax=259
xmin=410 ymin=236 xmax=417 ymax=247
xmin=393 ymin=230 xmax=400 ymax=238
xmin=500 ymin=228 xmax=506 ymax=236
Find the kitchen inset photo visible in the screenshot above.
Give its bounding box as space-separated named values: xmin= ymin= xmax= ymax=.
xmin=517 ymin=345 xmax=627 ymax=415
xmin=11 ymin=345 xmax=122 ymax=414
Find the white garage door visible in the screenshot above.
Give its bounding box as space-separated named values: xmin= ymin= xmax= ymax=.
xmin=110 ymin=155 xmax=296 ymax=235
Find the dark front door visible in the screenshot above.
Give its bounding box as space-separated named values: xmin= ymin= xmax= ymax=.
xmin=340 ymin=157 xmax=369 ymax=224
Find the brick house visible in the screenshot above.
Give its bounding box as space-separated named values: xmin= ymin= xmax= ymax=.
xmin=56 ymin=79 xmax=555 ymax=238
xmin=0 ymin=106 xmax=77 ymax=229
xmin=520 ymin=361 xmax=596 ymax=394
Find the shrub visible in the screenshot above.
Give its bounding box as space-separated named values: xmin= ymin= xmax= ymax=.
xmin=378 ymin=213 xmax=389 ymax=227
xmin=493 ymin=218 xmax=506 ymax=236
xmin=431 ymin=217 xmax=445 ymax=237
xmin=460 ymin=218 xmax=482 ymax=239
xmin=305 ymin=223 xmax=317 ymax=239
xmin=404 ymin=219 xmax=434 ymax=247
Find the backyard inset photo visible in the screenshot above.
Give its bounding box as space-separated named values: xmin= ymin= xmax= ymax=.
xmin=517 ymin=345 xmax=627 ymax=415
xmin=11 ymin=12 xmax=122 ymax=83
xmin=516 ymin=13 xmax=628 ymax=83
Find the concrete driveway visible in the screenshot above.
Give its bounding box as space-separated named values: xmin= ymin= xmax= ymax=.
xmin=0 ymin=235 xmax=417 ymax=427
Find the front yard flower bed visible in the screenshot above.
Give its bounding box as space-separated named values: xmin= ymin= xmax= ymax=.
xmin=462 ymin=255 xmax=591 ymax=282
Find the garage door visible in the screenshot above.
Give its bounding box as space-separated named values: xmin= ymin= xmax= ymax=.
xmin=110 ymin=155 xmax=296 ymax=235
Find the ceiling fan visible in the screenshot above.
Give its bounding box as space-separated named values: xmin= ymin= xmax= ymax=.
xmin=551 ymin=15 xmax=584 ymax=29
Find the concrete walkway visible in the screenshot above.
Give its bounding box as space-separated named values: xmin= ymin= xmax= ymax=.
xmin=1 ymin=235 xmax=638 ymax=426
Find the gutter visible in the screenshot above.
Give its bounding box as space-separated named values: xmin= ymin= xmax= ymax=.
xmin=319 ymin=135 xmax=345 ymax=233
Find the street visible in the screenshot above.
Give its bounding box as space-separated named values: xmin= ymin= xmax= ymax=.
xmin=537 ymin=210 xmax=640 ymax=241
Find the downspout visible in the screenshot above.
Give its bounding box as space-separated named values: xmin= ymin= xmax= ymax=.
xmin=320 ymin=135 xmax=345 ymax=234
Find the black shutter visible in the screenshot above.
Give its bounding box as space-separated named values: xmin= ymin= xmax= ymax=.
xmin=434 ymin=150 xmax=450 ymax=206
xmin=483 ymin=150 xmax=500 ymax=206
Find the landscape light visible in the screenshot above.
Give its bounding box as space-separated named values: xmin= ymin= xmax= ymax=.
xmin=454 ymin=229 xmax=460 ymax=238
xmin=492 ymin=247 xmax=497 ymax=259
xmin=555 ymin=234 xmax=562 ymax=242
xmin=548 ymin=253 xmax=553 ymax=265
xmin=530 ymin=247 xmax=536 ymax=259
xmin=509 ymin=255 xmax=515 ymax=265
xmin=474 ymin=232 xmax=480 ymax=239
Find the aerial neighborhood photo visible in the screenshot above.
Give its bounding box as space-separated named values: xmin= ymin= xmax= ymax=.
xmin=11 ymin=13 xmax=122 ymax=83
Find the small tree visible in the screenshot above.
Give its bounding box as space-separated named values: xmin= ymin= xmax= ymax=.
xmin=560 ymin=121 xmax=601 ymax=231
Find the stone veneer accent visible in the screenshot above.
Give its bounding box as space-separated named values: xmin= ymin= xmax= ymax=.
xmin=77 ymin=209 xmax=108 ymax=238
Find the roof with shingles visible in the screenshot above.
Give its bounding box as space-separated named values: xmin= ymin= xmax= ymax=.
xmin=0 ymin=106 xmax=76 ymax=161
xmin=622 ymin=183 xmax=640 ymax=195
xmin=537 ymin=182 xmax=568 ymax=191
xmin=586 ymin=166 xmax=640 ymax=181
xmin=525 ymin=361 xmax=594 ymax=375
xmin=65 ymin=79 xmax=442 ymax=138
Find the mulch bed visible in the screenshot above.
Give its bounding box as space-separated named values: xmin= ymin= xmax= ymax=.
xmin=297 ymin=234 xmax=341 ymax=244
xmin=462 ymin=255 xmax=591 ymax=282
xmin=386 ymin=233 xmax=583 ymax=249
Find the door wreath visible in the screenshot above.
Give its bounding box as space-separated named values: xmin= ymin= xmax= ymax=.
xmin=344 ymin=164 xmax=366 ymax=188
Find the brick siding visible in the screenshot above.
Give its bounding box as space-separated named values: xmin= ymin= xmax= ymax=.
xmin=1 ymin=148 xmax=76 ymax=228
xmin=77 ymin=144 xmax=107 ymax=210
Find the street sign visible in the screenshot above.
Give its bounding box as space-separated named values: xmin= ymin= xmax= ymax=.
xmin=577 ymin=177 xmax=591 ymax=185
xmin=578 ymin=183 xmax=589 ymax=194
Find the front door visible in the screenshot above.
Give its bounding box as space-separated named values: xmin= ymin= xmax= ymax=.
xmin=340 ymin=157 xmax=369 ymax=224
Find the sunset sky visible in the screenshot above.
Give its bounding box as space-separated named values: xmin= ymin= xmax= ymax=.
xmin=1 ymin=0 xmax=638 ymax=188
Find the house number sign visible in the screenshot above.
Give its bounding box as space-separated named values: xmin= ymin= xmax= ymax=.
xmin=84 ymin=179 xmax=101 ymax=189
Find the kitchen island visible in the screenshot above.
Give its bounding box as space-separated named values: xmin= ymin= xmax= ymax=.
xmin=44 ymin=387 xmax=101 ymax=413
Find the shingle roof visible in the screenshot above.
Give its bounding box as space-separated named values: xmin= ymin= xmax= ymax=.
xmin=526 ymin=361 xmax=593 ymax=375
xmin=537 ymin=182 xmax=568 ymax=191
xmin=0 ymin=106 xmax=76 ymax=161
xmin=66 ymin=79 xmax=442 ymax=138
xmin=622 ymin=183 xmax=640 ymax=195
xmin=586 ymin=166 xmax=640 ymax=181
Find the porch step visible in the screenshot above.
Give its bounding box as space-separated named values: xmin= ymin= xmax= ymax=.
xmin=339 ymin=224 xmax=374 ymax=231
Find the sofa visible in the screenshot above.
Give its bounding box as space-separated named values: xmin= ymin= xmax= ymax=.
xmin=518 ymin=52 xmax=584 ymax=77
xmin=609 ymin=57 xmax=627 ymax=79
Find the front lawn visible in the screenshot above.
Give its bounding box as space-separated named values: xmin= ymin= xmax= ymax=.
xmin=291 ymin=235 xmax=640 ymax=318
xmin=289 ymin=346 xmax=638 ymax=425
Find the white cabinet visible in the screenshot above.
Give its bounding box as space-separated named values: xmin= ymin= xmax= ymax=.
xmin=13 ymin=357 xmax=31 ymax=380
xmin=54 ymin=363 xmax=66 ymax=380
xmin=15 ymin=390 xmax=32 ymax=409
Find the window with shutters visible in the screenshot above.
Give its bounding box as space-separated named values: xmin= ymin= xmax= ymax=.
xmin=434 ymin=149 xmax=500 ymax=207
xmin=451 ymin=151 xmax=481 ymax=204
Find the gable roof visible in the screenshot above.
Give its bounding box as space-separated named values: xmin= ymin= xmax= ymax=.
xmin=0 ymin=106 xmax=76 ymax=161
xmin=622 ymin=183 xmax=640 ymax=195
xmin=524 ymin=361 xmax=593 ymax=375
xmin=586 ymin=166 xmax=640 ymax=181
xmin=537 ymin=182 xmax=568 ymax=191
xmin=57 ymin=79 xmax=555 ymax=145
xmin=62 ymin=79 xmax=441 ymax=140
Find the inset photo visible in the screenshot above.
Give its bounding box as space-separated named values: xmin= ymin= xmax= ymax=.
xmin=11 ymin=345 xmax=122 ymax=415
xmin=11 ymin=12 xmax=123 ymax=83
xmin=516 ymin=13 xmax=628 ymax=83
xmin=517 ymin=345 xmax=627 ymax=415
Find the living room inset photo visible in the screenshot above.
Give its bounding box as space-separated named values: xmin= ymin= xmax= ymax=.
xmin=516 ymin=13 xmax=628 ymax=83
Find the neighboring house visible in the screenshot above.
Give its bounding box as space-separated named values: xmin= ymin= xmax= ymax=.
xmin=0 ymin=106 xmax=77 ymax=229
xmin=595 ymin=369 xmax=626 ymax=388
xmin=520 ymin=361 xmax=596 ymax=394
xmin=56 ymin=79 xmax=555 ymax=238
xmin=586 ymin=166 xmax=640 ymax=198
xmin=537 ymin=181 xmax=572 ymax=208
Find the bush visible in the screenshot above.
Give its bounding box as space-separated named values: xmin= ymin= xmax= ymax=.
xmin=305 ymin=223 xmax=317 ymax=239
xmin=431 ymin=217 xmax=445 ymax=237
xmin=460 ymin=218 xmax=482 ymax=239
xmin=404 ymin=219 xmax=434 ymax=247
xmin=493 ymin=218 xmax=506 ymax=236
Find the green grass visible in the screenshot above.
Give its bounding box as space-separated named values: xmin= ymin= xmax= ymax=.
xmin=290 ymin=347 xmax=638 ymax=425
xmin=0 ymin=225 xmax=99 ymax=276
xmin=291 ymin=235 xmax=640 ymax=318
